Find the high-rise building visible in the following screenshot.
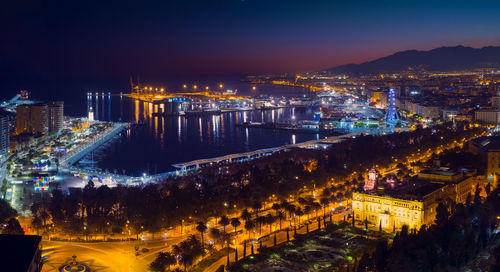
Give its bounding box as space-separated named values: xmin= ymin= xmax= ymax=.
xmin=16 ymin=102 xmax=64 ymax=135
xmin=20 ymin=90 xmax=29 ymax=100
xmin=16 ymin=103 xmax=48 ymax=135
xmin=48 ymin=101 xmax=64 ymax=134
xmin=0 ymin=115 xmax=9 ymax=155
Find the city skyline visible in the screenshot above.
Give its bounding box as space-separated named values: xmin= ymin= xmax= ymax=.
xmin=2 ymin=1 xmax=500 ymax=272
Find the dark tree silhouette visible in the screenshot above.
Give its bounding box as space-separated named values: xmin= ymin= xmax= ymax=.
xmin=219 ymin=215 xmax=229 ymax=234
xmin=3 ymin=218 xmax=24 ymax=235
xmin=196 ymin=222 xmax=207 ymax=248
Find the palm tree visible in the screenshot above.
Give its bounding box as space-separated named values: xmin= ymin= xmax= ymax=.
xmin=304 ymin=205 xmax=311 ymax=220
xmin=244 ymin=220 xmax=255 ymax=239
xmin=265 ymin=213 xmax=275 ymax=233
xmin=230 ymin=218 xmax=241 ymax=234
xmin=311 ymin=202 xmax=321 ymax=218
xmin=255 ymin=216 xmax=266 ymax=235
xmin=271 ymin=203 xmax=281 ymax=216
xmin=163 ymin=252 xmax=177 ymax=271
xmin=196 ymin=222 xmax=207 ymax=248
xmin=209 ymin=228 xmax=221 ymax=244
xmin=284 ymin=204 xmax=296 ymax=220
xmin=179 ymin=253 xmax=193 ymax=272
xmin=173 ymin=235 xmax=203 ymax=272
xmin=298 ymin=197 xmax=308 ymax=206
xmin=320 ymin=197 xmax=330 ymax=218
xmin=240 ymin=208 xmax=251 ymax=222
xmin=329 ymin=195 xmax=337 ymax=206
xmin=321 ymin=188 xmax=332 ymax=198
xmin=336 ymin=192 xmax=344 ymax=201
xmin=252 ymin=201 xmax=262 ymax=217
xmin=276 ymin=211 xmax=285 ymax=230
xmin=151 ymin=252 xmax=176 ymax=271
xmin=149 ymin=258 xmax=165 ymax=272
xmin=219 ymin=215 xmax=229 ymax=234
xmin=295 ymin=208 xmax=304 ymax=225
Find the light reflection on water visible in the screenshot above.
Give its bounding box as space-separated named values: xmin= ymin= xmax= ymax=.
xmin=87 ymin=96 xmax=327 ymax=175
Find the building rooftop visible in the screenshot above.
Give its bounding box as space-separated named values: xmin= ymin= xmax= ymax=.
xmin=0 ymin=234 xmax=42 ymax=272
xmin=357 ymin=178 xmax=447 ymax=201
xmin=470 ymin=136 xmax=500 ymax=152
xmin=419 ymin=168 xmax=458 ymax=176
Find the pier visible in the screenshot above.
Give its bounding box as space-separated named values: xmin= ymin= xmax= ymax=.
xmin=61 ymin=122 xmax=129 ymax=166
xmin=171 ymin=131 xmax=368 ymax=171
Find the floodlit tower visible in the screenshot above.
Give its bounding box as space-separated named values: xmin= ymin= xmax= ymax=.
xmin=385 ymin=87 xmax=399 ymax=125
xmin=88 ymin=106 xmax=94 ymax=121
xmin=363 ymin=167 xmax=379 ymax=191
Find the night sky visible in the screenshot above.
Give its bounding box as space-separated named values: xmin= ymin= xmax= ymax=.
xmin=2 ymin=0 xmax=500 ymax=80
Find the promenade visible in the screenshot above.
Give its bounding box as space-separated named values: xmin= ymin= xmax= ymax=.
xmin=61 ymin=122 xmax=128 ymax=166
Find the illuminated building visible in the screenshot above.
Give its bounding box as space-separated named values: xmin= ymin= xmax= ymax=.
xmin=16 ymin=103 xmax=48 ymax=135
xmin=363 ymin=167 xmax=379 ymax=191
xmin=48 ymin=101 xmax=64 ymax=134
xmin=474 ymin=109 xmax=500 ymax=124
xmin=440 ymin=108 xmax=458 ymax=122
xmin=16 ymin=102 xmax=64 ymax=135
xmin=352 ymin=168 xmax=476 ymax=231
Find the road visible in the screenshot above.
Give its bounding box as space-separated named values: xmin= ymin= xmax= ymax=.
xmin=36 ymin=131 xmax=480 ymax=271
xmin=42 ymin=233 xmax=191 ymax=272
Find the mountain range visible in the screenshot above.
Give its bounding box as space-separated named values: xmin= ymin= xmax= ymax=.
xmin=327 ymin=45 xmax=500 ymax=74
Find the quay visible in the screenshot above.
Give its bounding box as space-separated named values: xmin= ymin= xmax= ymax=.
xmin=61 ymin=130 xmax=368 ymax=184
xmin=236 ymin=121 xmax=331 ymax=134
xmin=171 ymin=131 xmax=368 ymax=171
xmin=61 ymin=122 xmax=129 ymax=166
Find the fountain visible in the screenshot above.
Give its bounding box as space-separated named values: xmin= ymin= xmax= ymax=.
xmin=59 ymin=255 xmax=90 ymax=272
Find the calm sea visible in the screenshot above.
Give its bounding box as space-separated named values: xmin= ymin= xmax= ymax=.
xmin=4 ymin=76 xmax=328 ymax=175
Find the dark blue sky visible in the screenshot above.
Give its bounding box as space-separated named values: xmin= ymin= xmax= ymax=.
xmin=2 ymin=0 xmax=500 ymax=80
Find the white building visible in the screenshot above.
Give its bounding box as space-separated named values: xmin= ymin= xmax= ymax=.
xmin=475 ymin=110 xmax=500 ymax=124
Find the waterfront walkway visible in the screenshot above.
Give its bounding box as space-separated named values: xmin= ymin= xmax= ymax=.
xmin=62 ymin=129 xmax=367 ymax=184
xmin=171 ymin=131 xmax=368 ymax=171
xmin=61 ymin=122 xmax=128 ymax=166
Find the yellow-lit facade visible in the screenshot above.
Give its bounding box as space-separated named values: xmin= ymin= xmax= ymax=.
xmin=352 ymin=176 xmax=477 ymax=231
xmin=353 ymin=192 xmax=424 ymax=230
